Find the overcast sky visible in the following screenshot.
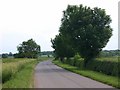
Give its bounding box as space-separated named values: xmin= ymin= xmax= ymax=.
xmin=0 ymin=0 xmax=119 ymax=54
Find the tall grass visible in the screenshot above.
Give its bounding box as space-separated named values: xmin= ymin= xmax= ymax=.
xmin=2 ymin=61 xmax=37 ymax=88
xmin=2 ymin=59 xmax=35 ymax=83
xmin=2 ymin=58 xmax=31 ymax=63
xmin=2 ymin=57 xmax=51 ymax=88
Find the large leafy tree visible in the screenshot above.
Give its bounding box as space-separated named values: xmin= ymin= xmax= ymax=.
xmin=59 ymin=5 xmax=112 ymax=67
xmin=51 ymin=34 xmax=75 ymax=61
xmin=16 ymin=39 xmax=41 ymax=58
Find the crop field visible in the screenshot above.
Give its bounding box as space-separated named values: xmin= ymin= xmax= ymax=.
xmin=96 ymin=56 xmax=118 ymax=62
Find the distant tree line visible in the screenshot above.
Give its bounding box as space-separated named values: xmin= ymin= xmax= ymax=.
xmin=99 ymin=50 xmax=120 ymax=57
xmin=41 ymin=51 xmax=54 ymax=57
xmin=1 ymin=50 xmax=119 ymax=58
xmin=1 ymin=52 xmax=13 ymax=58
xmin=1 ymin=39 xmax=55 ymax=58
xmin=51 ymin=4 xmax=113 ymax=67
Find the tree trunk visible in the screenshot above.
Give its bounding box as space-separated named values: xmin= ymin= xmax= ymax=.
xmin=84 ymin=58 xmax=89 ymax=68
xmin=60 ymin=57 xmax=64 ymax=62
xmin=84 ymin=58 xmax=94 ymax=68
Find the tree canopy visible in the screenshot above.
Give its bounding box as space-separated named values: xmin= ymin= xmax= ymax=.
xmin=51 ymin=4 xmax=112 ymax=67
xmin=15 ymin=39 xmax=41 ymax=58
xmin=51 ymin=34 xmax=75 ymax=61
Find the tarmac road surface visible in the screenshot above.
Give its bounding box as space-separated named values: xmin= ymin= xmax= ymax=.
xmin=34 ymin=60 xmax=113 ymax=88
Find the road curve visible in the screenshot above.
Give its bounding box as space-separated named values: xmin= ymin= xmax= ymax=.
xmin=34 ymin=60 xmax=113 ymax=88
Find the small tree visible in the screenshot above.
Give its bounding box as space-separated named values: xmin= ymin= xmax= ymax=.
xmin=2 ymin=53 xmax=8 ymax=58
xmin=59 ymin=5 xmax=112 ymax=67
xmin=8 ymin=52 xmax=13 ymax=56
xmin=51 ymin=34 xmax=75 ymax=61
xmin=17 ymin=39 xmax=41 ymax=58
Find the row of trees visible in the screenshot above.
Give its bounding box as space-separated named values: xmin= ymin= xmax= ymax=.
xmin=99 ymin=50 xmax=120 ymax=57
xmin=51 ymin=4 xmax=112 ymax=67
xmin=1 ymin=52 xmax=13 ymax=58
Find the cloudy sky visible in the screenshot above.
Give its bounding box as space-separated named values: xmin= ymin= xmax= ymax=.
xmin=0 ymin=0 xmax=119 ymax=53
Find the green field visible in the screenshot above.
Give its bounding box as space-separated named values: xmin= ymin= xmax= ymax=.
xmin=96 ymin=57 xmax=118 ymax=62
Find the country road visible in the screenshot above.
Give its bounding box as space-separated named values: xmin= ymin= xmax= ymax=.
xmin=34 ymin=60 xmax=113 ymax=88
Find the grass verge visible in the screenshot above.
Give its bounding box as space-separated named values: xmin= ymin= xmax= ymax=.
xmin=2 ymin=59 xmax=35 ymax=83
xmin=2 ymin=57 xmax=51 ymax=88
xmin=53 ymin=60 xmax=119 ymax=88
xmin=2 ymin=60 xmax=37 ymax=88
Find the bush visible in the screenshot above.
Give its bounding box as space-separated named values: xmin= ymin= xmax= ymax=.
xmin=85 ymin=59 xmax=119 ymax=77
xmin=2 ymin=54 xmax=8 ymax=58
xmin=62 ymin=58 xmax=67 ymax=63
xmin=75 ymin=58 xmax=84 ymax=69
xmin=62 ymin=56 xmax=119 ymax=77
xmin=73 ymin=54 xmax=84 ymax=68
xmin=69 ymin=58 xmax=75 ymax=66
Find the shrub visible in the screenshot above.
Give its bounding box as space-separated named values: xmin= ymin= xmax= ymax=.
xmin=86 ymin=59 xmax=119 ymax=77
xmin=69 ymin=58 xmax=75 ymax=66
xmin=63 ymin=57 xmax=119 ymax=77
xmin=2 ymin=54 xmax=8 ymax=58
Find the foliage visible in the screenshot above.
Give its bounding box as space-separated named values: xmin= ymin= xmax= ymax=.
xmin=2 ymin=54 xmax=8 ymax=58
xmin=2 ymin=61 xmax=37 ymax=88
xmin=41 ymin=51 xmax=54 ymax=56
xmin=51 ymin=34 xmax=75 ymax=61
xmin=2 ymin=59 xmax=35 ymax=83
xmin=53 ymin=60 xmax=119 ymax=88
xmin=52 ymin=4 xmax=112 ymax=67
xmin=14 ymin=39 xmax=41 ymax=58
xmin=59 ymin=57 xmax=119 ymax=77
xmin=86 ymin=58 xmax=119 ymax=77
xmin=60 ymin=4 xmax=112 ymax=66
xmin=8 ymin=52 xmax=13 ymax=56
xmin=2 ymin=52 xmax=13 ymax=58
xmin=99 ymin=50 xmax=120 ymax=57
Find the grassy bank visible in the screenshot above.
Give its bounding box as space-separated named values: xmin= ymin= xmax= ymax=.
xmin=2 ymin=59 xmax=35 ymax=83
xmin=2 ymin=60 xmax=37 ymax=88
xmin=53 ymin=60 xmax=119 ymax=88
xmin=2 ymin=57 xmax=50 ymax=88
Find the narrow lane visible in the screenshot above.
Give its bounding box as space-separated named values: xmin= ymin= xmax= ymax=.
xmin=34 ymin=60 xmax=113 ymax=88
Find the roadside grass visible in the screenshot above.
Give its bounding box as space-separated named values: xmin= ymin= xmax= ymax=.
xmin=2 ymin=57 xmax=51 ymax=88
xmin=2 ymin=58 xmax=30 ymax=63
xmin=2 ymin=60 xmax=37 ymax=88
xmin=2 ymin=59 xmax=35 ymax=83
xmin=53 ymin=60 xmax=119 ymax=88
